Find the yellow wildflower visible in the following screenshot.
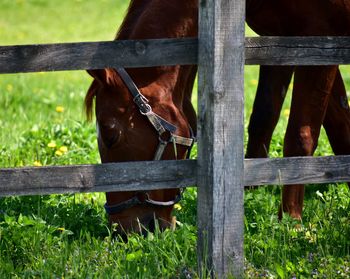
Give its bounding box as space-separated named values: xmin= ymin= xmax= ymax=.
xmin=174 ymin=204 xmax=182 ymax=211
xmin=57 ymin=227 xmax=65 ymax=232
xmin=55 ymin=106 xmax=64 ymax=113
xmin=305 ymin=230 xmax=317 ymax=243
xmin=47 ymin=141 xmax=57 ymax=148
xmin=55 ymin=150 xmax=63 ymax=156
xmin=59 ymin=146 xmax=68 ymax=153
xmin=6 ymin=84 xmax=13 ymax=92
xmin=33 ymin=161 xmax=42 ymax=167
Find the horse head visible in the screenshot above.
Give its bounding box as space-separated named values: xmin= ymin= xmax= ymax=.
xmin=85 ymin=65 xmax=195 ymax=235
xmin=85 ymin=0 xmax=197 ymax=235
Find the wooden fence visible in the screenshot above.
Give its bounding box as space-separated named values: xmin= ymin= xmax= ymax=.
xmin=1 ymin=0 xmax=350 ymax=277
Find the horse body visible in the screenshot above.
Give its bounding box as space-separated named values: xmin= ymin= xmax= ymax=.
xmin=86 ymin=0 xmax=197 ymax=233
xmin=246 ymin=0 xmax=350 ymax=219
xmin=247 ymin=0 xmax=350 ymax=36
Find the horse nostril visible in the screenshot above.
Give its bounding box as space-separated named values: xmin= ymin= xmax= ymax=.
xmin=102 ymin=133 xmax=119 ymax=148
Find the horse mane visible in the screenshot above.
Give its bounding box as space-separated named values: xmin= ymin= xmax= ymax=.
xmin=85 ymin=0 xmax=151 ymax=120
xmin=116 ymin=0 xmax=152 ymax=40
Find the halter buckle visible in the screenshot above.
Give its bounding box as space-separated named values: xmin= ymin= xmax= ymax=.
xmin=133 ymin=94 xmax=151 ymax=114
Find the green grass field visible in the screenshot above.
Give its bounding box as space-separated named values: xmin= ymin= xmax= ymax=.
xmin=0 ymin=1 xmax=349 ymax=278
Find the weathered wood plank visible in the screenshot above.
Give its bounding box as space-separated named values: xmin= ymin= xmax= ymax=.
xmin=2 ymin=36 xmax=350 ymax=74
xmin=1 ymin=155 xmax=349 ymax=198
xmin=197 ymin=0 xmax=245 ymax=277
xmin=244 ymin=155 xmax=350 ymax=186
xmin=0 ymin=160 xmax=196 ymax=197
xmin=0 ymin=38 xmax=198 ymax=74
xmin=246 ymin=36 xmax=350 ymax=65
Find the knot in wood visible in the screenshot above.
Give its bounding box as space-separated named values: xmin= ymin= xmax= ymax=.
xmin=135 ymin=42 xmax=146 ymax=55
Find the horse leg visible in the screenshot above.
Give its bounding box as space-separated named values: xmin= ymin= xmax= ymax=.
xmin=281 ymin=65 xmax=338 ymax=219
xmin=323 ymin=69 xmax=350 ymax=156
xmin=246 ymin=65 xmax=294 ymax=158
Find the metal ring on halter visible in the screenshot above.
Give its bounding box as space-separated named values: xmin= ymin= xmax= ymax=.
xmin=159 ymin=132 xmax=172 ymax=143
xmin=144 ymin=191 xmax=182 ymax=207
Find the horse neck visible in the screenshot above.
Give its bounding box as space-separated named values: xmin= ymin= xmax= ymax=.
xmin=124 ymin=0 xmax=198 ymax=40
xmin=116 ymin=0 xmax=153 ymax=40
xmin=114 ymin=0 xmax=198 ymax=105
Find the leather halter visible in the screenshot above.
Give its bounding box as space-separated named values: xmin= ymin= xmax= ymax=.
xmin=104 ymin=68 xmax=195 ymax=215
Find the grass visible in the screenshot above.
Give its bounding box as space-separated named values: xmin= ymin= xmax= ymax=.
xmin=0 ymin=1 xmax=349 ymax=278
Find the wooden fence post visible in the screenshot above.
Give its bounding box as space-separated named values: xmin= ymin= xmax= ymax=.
xmin=197 ymin=0 xmax=245 ymax=277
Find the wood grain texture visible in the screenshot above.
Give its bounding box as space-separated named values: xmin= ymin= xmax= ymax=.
xmin=2 ymin=155 xmax=349 ymax=197
xmin=246 ymin=36 xmax=350 ymax=65
xmin=244 ymin=155 xmax=350 ymax=186
xmin=2 ymin=36 xmax=350 ymax=74
xmin=0 ymin=160 xmax=196 ymax=197
xmin=197 ymin=0 xmax=245 ymax=277
xmin=0 ymin=38 xmax=197 ymax=74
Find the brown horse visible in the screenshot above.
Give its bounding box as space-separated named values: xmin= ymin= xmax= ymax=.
xmin=246 ymin=0 xmax=350 ymax=219
xmin=85 ymin=0 xmax=350 ymax=230
xmin=85 ymin=0 xmax=198 ymax=234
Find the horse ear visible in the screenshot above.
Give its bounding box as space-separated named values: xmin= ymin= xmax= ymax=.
xmin=87 ymin=69 xmax=108 ymax=84
xmin=87 ymin=69 xmax=118 ymax=86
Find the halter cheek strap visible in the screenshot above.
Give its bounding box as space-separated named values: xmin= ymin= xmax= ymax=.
xmin=116 ymin=67 xmax=195 ymax=160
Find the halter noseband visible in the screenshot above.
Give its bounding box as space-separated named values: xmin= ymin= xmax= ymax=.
xmin=104 ymin=189 xmax=184 ymax=215
xmin=103 ymin=68 xmax=195 ymax=215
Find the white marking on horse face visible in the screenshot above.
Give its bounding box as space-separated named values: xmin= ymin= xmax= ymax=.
xmin=128 ymin=115 xmax=134 ymax=128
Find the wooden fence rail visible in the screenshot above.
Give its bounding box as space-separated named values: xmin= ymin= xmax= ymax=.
xmin=246 ymin=36 xmax=350 ymax=65
xmin=1 ymin=155 xmax=350 ymax=197
xmin=0 ymin=160 xmax=196 ymax=197
xmin=0 ymin=38 xmax=198 ymax=74
xmin=244 ymin=155 xmax=350 ymax=186
xmin=2 ymin=37 xmax=350 ymax=74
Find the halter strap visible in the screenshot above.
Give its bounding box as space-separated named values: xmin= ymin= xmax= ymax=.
xmin=115 ymin=67 xmax=194 ymax=160
xmin=116 ymin=67 xmax=177 ymax=134
xmin=104 ymin=191 xmax=183 ymax=215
